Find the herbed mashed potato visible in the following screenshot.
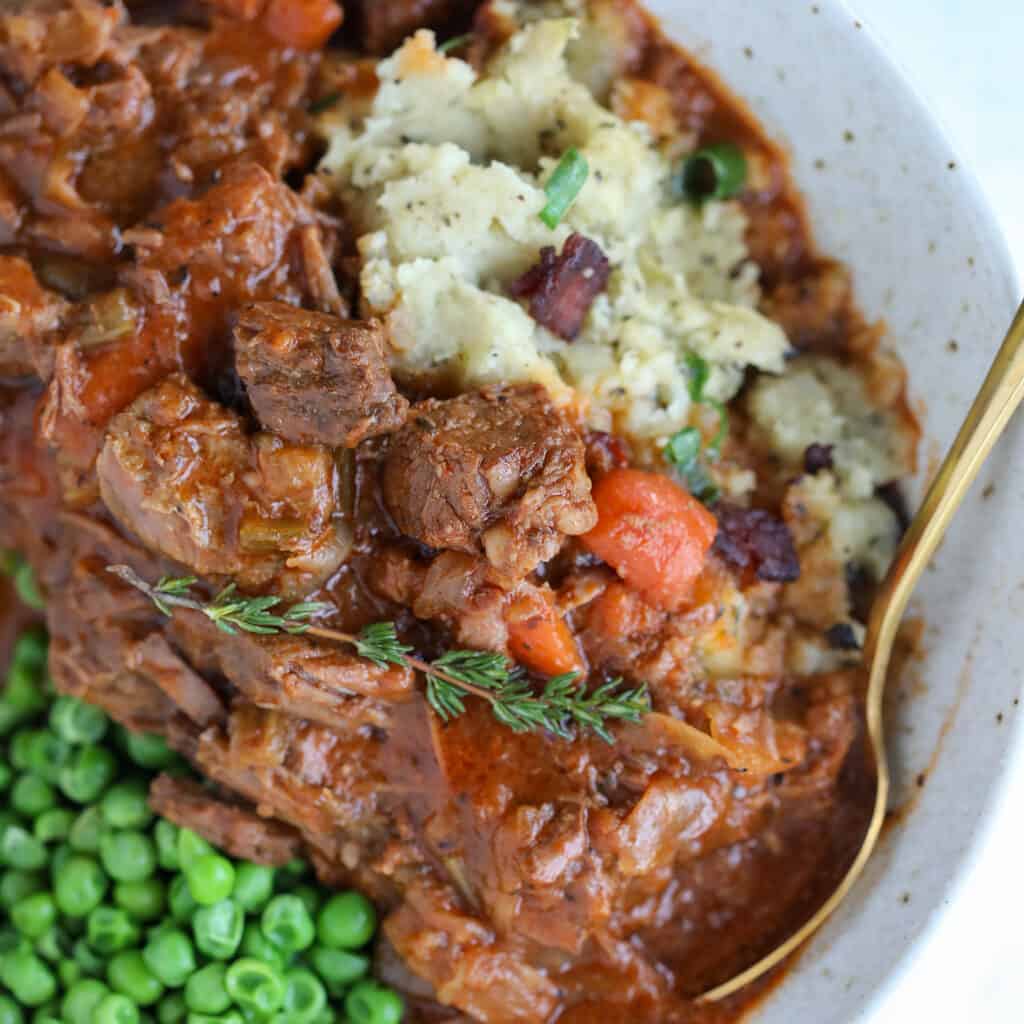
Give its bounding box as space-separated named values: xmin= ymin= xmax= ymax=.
xmin=319 ymin=13 xmax=789 ymax=441
xmin=317 ymin=1 xmax=912 ymax=594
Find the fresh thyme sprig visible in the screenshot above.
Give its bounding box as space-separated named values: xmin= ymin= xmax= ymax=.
xmin=109 ymin=566 xmax=651 ymax=744
xmin=107 ymin=566 xmax=331 ymax=636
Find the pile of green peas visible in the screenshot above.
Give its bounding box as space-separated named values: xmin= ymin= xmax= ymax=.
xmin=0 ymin=570 xmax=405 ymax=1024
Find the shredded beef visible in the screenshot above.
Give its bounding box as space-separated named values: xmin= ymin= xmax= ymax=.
xmin=381 ymin=384 xmax=597 ymax=584
xmin=97 ymin=374 xmax=348 ymax=597
xmin=510 ymin=233 xmax=611 ymax=341
xmin=0 ymin=255 xmax=67 ymax=377
xmin=149 ymin=774 xmax=303 ymax=865
xmin=713 ymin=502 xmax=801 ymax=583
xmin=235 ymin=301 xmax=408 ymax=447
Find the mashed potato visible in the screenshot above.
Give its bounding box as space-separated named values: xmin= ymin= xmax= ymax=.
xmin=319 ymin=14 xmax=790 ymax=441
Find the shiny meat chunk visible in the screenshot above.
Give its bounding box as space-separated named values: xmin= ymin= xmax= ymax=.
xmin=347 ymin=0 xmax=475 ymax=53
xmin=149 ymin=774 xmax=303 ymax=866
xmin=234 ymin=302 xmax=407 ymax=447
xmin=126 ymin=163 xmax=336 ymax=322
xmin=0 ymin=255 xmax=66 ymax=376
xmin=96 ymin=374 xmax=347 ymax=596
xmin=168 ymin=607 xmax=416 ymax=732
xmin=509 ymin=233 xmax=611 ymax=341
xmin=382 ymin=385 xmax=597 ymax=584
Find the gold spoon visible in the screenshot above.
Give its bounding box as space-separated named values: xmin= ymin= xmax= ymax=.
xmin=701 ymin=297 xmax=1024 ymax=1003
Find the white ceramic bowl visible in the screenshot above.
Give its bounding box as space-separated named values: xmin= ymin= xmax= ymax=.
xmin=645 ymin=1 xmax=1022 ymax=1019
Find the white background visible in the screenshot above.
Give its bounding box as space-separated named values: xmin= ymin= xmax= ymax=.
xmin=848 ymin=2 xmax=1024 ymax=1021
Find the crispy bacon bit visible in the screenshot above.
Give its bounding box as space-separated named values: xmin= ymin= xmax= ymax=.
xmin=510 ymin=233 xmax=610 ymax=341
xmin=713 ymin=502 xmax=800 ymax=583
xmin=803 ymin=442 xmax=834 ymax=474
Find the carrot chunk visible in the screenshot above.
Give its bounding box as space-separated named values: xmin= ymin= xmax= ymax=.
xmin=262 ymin=0 xmax=343 ymax=50
xmin=506 ymin=589 xmax=584 ymax=678
xmin=581 ymin=468 xmax=718 ymax=610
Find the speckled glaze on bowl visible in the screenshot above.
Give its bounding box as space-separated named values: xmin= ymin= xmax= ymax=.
xmin=645 ymin=0 xmax=1022 ymax=1020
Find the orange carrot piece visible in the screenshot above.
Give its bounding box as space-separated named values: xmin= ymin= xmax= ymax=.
xmin=262 ymin=0 xmax=343 ymax=50
xmin=506 ymin=589 xmax=584 ymax=678
xmin=581 ymin=468 xmax=718 ymax=610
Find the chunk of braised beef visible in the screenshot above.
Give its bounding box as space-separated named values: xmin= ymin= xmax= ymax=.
xmin=235 ymin=301 xmax=408 ymax=447
xmin=345 ymin=0 xmax=475 ymax=53
xmin=510 ymin=233 xmax=611 ymax=341
xmin=149 ymin=774 xmax=303 ymax=866
xmin=713 ymin=502 xmax=800 ymax=583
xmin=584 ymin=430 xmax=632 ymax=481
xmin=0 ymin=255 xmax=67 ymax=378
xmin=802 ymin=442 xmax=834 ymax=474
xmin=96 ymin=373 xmax=348 ymax=597
xmin=381 ymin=384 xmax=597 ymax=584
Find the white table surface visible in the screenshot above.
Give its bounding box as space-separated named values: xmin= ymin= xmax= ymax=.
xmin=843 ymin=3 xmax=1024 ymax=1022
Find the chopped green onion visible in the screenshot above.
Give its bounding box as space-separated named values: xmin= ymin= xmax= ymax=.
xmin=706 ymin=399 xmax=729 ymax=458
xmin=308 ymin=92 xmax=341 ymax=115
xmin=540 ymin=148 xmax=589 ymax=229
xmin=438 ymin=32 xmax=472 ymax=55
xmin=680 ymin=141 xmax=748 ymax=202
xmin=685 ymin=352 xmax=710 ymax=402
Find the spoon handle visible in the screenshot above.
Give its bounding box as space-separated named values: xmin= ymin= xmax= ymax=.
xmin=867 ymin=298 xmax=1024 ymax=662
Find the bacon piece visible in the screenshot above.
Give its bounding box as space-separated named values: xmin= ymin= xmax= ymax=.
xmin=802 ymin=442 xmax=834 ymax=474
xmin=712 ymin=502 xmax=800 ymax=583
xmin=510 ymin=233 xmax=610 ymax=341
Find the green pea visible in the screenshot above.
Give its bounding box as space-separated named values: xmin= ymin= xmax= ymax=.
xmin=24 ymin=731 xmax=70 ymax=786
xmin=33 ymin=925 xmax=65 ymax=963
xmin=4 ymin=664 xmax=46 ymax=715
xmin=58 ymin=957 xmax=82 ymax=987
xmin=47 ymin=842 xmax=72 ymax=885
xmin=11 ymin=892 xmax=57 ymax=939
xmin=9 ymin=729 xmax=37 ymax=771
xmin=239 ymin=921 xmax=289 ymax=970
xmin=156 ymin=994 xmax=187 ymax=1024
xmin=143 ymin=928 xmax=196 ymax=988
xmin=69 ymin=805 xmax=106 ymax=853
xmin=87 ymin=905 xmax=140 ymax=954
xmin=59 ymin=744 xmax=116 ymax=803
xmin=0 ymin=762 xmax=12 ymax=792
xmin=185 ymin=963 xmax=231 ymax=1015
xmin=224 ymin=958 xmax=286 ymax=1015
xmin=154 ymin=820 xmax=180 ymax=871
xmin=316 ymin=891 xmax=377 ymax=950
xmin=100 ymin=829 xmax=156 ymax=883
xmin=94 ymin=993 xmax=140 ymax=1024
xmin=291 ymin=884 xmax=322 ymax=918
xmin=72 ymin=936 xmax=105 ymax=976
xmin=344 ymin=981 xmax=404 ymax=1024
xmin=168 ymin=874 xmax=197 ymax=923
xmin=0 ymin=823 xmax=48 ymax=871
xmin=193 ymin=899 xmax=244 ymax=960
xmin=122 ymin=730 xmax=176 ymax=771
xmin=261 ymin=895 xmax=315 ymax=954
xmin=307 ymin=945 xmax=369 ymax=993
xmin=187 ymin=854 xmax=235 ymax=906
xmin=232 ymin=864 xmax=275 ymax=913
xmin=0 ymin=995 xmax=23 ymax=1024
xmin=281 ymin=968 xmax=326 ymax=1023
xmin=108 ymin=949 xmax=165 ymax=1006
xmin=176 ymin=828 xmax=214 ymax=871
xmin=0 ymin=949 xmax=57 ymax=1007
xmin=14 ymin=562 xmax=45 ymax=610
xmin=101 ymin=780 xmax=153 ymax=830
xmin=0 ymin=869 xmax=44 ymax=909
xmin=33 ymin=807 xmax=74 ymax=844
xmin=49 ymin=695 xmax=108 ymax=745
xmin=0 ymin=700 xmax=29 ymax=738
xmin=29 ymin=1010 xmax=60 ymax=1024
xmin=11 ymin=775 xmax=57 ymax=818
xmin=61 ymin=978 xmax=109 ymax=1024
xmin=54 ymin=855 xmax=108 ymax=917
xmin=115 ymin=879 xmax=166 ymax=921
